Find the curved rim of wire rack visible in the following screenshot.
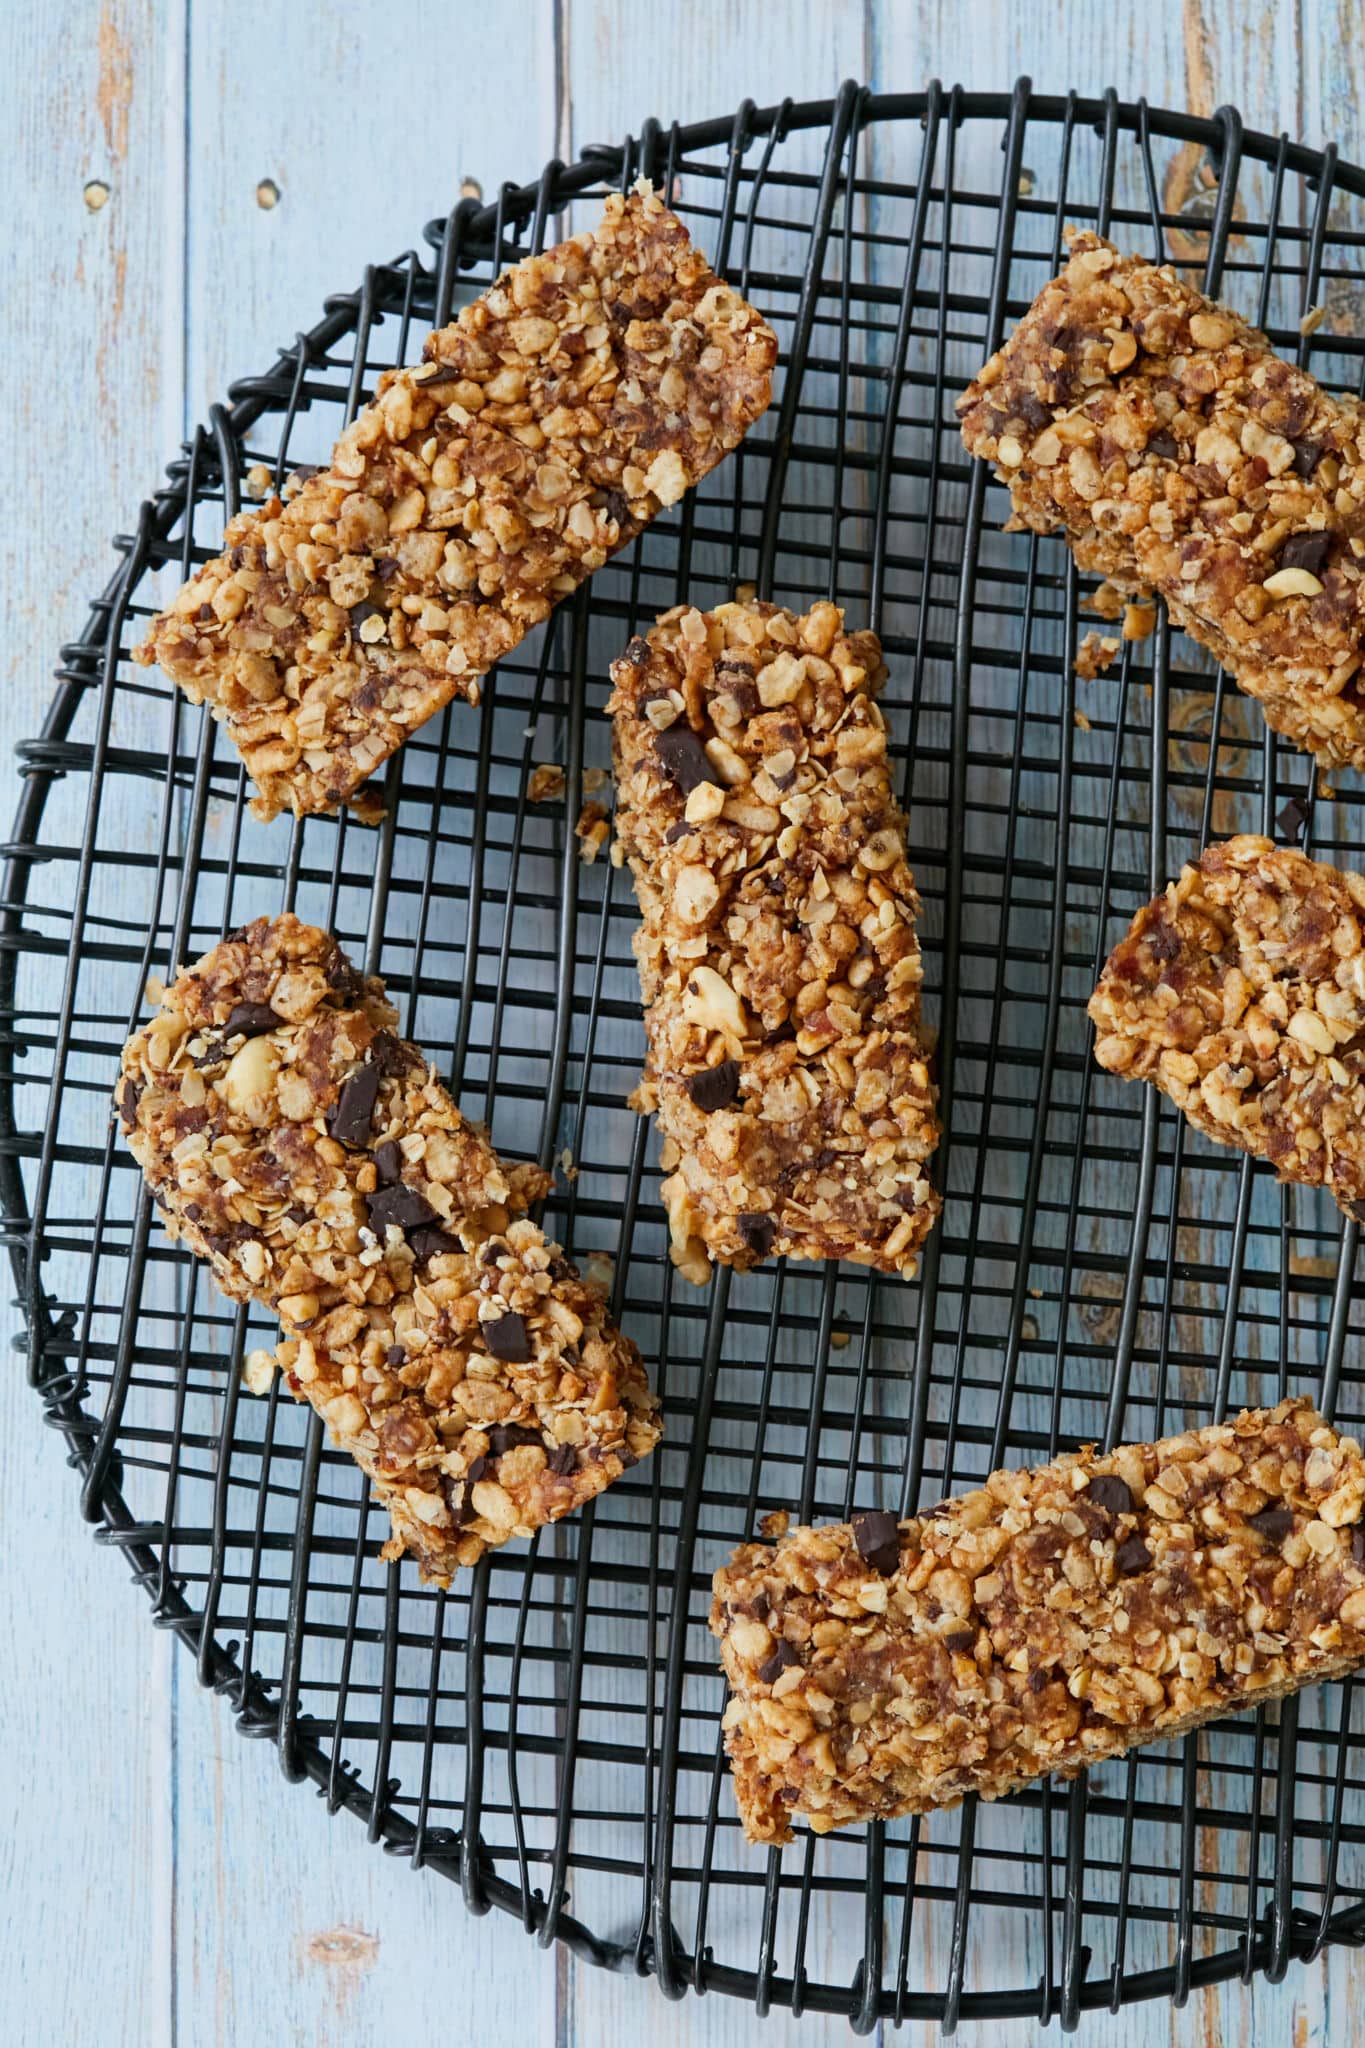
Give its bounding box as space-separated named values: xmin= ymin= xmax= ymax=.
xmin=9 ymin=77 xmax=1365 ymax=2030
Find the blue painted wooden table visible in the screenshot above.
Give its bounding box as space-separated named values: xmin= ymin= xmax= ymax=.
xmin=4 ymin=4 xmax=1361 ymax=2041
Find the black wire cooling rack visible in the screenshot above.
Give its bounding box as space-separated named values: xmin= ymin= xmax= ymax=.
xmin=10 ymin=76 xmax=1365 ymax=2032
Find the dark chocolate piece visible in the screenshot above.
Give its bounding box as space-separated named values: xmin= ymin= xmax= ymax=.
xmin=654 ymin=725 xmax=716 ymax=796
xmin=484 ymin=1311 xmax=533 ymax=1364
xmin=850 ymin=1508 xmax=902 ymax=1577
xmin=686 ymin=1059 xmax=740 ymax=1113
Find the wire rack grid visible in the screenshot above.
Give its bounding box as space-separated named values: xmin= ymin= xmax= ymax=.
xmin=8 ymin=76 xmax=1365 ymax=2032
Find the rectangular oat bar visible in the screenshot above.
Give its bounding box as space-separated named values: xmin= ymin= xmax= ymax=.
xmin=957 ymin=231 xmax=1365 ymax=771
xmin=712 ymin=1399 xmax=1365 ymax=1843
xmin=117 ymin=914 xmax=661 ymax=1580
xmin=1089 ymin=834 xmax=1365 ymax=1223
xmin=136 ymin=185 xmax=777 ymax=822
xmin=608 ymin=601 xmax=940 ymax=1281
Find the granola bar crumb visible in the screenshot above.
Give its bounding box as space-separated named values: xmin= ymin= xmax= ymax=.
xmin=242 ymin=1347 xmax=278 ymax=1396
xmin=1075 ymin=631 xmax=1120 ymax=680
xmin=575 ymin=801 xmax=609 ymax=862
xmin=1085 ymin=578 xmax=1126 ymax=621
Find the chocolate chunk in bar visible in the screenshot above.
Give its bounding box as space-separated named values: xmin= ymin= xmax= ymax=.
xmin=851 ymin=1508 xmax=902 ymax=1576
xmin=758 ymin=1639 xmax=801 ymax=1686
xmin=328 ymin=1062 xmax=381 ymax=1145
xmin=737 ymin=1213 xmax=776 ymax=1259
xmin=654 ymin=726 xmax=716 ymax=795
xmin=407 ymin=1224 xmax=459 ymax=1262
xmin=366 ymin=1183 xmax=438 ymax=1234
xmin=484 ymin=1311 xmax=532 ymax=1363
xmin=1279 ymin=530 xmax=1332 ymax=577
xmin=1086 ymin=1474 xmax=1134 ymax=1516
xmin=686 ymin=1060 xmax=740 ymax=1112
xmin=487 ymin=1420 xmax=545 ymax=1456
xmin=225 ymin=1002 xmax=282 ymax=1039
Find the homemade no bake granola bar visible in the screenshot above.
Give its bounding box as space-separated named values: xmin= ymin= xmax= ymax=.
xmin=712 ymin=1399 xmax=1365 ymax=1843
xmin=609 ymin=600 xmax=940 ymax=1281
xmin=117 ymin=915 xmax=661 ymax=1579
xmin=137 ymin=185 xmax=776 ymax=821
xmin=958 ymin=231 xmax=1365 ymax=772
xmin=1090 ymin=835 xmax=1365 ymax=1221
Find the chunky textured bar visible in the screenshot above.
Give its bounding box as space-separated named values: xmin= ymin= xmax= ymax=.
xmin=712 ymin=1400 xmax=1365 ymax=1844
xmin=136 ymin=185 xmax=776 ymax=821
xmin=608 ymin=600 xmax=941 ymax=1280
xmin=958 ymin=230 xmax=1365 ymax=771
xmin=117 ymin=915 xmax=661 ymax=1580
xmin=1090 ymin=835 xmax=1365 ymax=1222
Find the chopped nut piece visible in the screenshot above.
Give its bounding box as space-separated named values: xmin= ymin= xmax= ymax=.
xmin=242 ymin=1347 xmax=278 ymax=1396
xmin=1075 ymin=630 xmax=1120 ymax=680
xmin=528 ymin=762 xmax=566 ymax=804
xmin=1084 ymin=579 xmax=1126 ymax=621
xmin=958 ymin=230 xmax=1365 ymax=773
xmin=136 ymin=185 xmax=776 ymax=821
xmin=117 ymin=915 xmax=661 ymax=1582
xmin=609 ymin=602 xmax=941 ymax=1279
xmin=1089 ymin=836 xmax=1365 ymax=1223
xmin=576 ymin=801 xmax=609 ymax=863
xmin=1264 ymin=566 xmax=1325 ymax=600
xmin=712 ymin=1399 xmax=1365 ymax=1843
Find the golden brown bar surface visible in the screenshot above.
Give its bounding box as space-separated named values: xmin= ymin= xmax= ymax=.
xmin=712 ymin=1400 xmax=1365 ymax=1844
xmin=958 ymin=231 xmax=1365 ymax=772
xmin=608 ymin=600 xmax=940 ymax=1281
xmin=1089 ymin=834 xmax=1365 ymax=1223
xmin=118 ymin=915 xmax=661 ymax=1580
xmin=137 ymin=185 xmax=776 ymax=821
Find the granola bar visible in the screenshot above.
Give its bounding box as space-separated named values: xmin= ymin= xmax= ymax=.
xmin=712 ymin=1399 xmax=1365 ymax=1843
xmin=136 ymin=185 xmax=777 ymax=822
xmin=1089 ymin=835 xmax=1365 ymax=1222
xmin=608 ymin=601 xmax=940 ymax=1281
xmin=116 ymin=915 xmax=661 ymax=1580
xmin=958 ymin=231 xmax=1365 ymax=772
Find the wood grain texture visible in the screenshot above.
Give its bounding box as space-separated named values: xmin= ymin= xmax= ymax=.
xmin=2 ymin=3 xmax=1363 ymax=2045
xmin=4 ymin=9 xmax=183 ymax=2048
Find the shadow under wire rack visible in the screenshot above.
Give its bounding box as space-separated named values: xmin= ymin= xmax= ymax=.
xmin=7 ymin=77 xmax=1365 ymax=2032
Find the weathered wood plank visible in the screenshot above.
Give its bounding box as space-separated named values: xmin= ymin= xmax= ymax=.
xmin=4 ymin=6 xmax=185 ymax=2048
